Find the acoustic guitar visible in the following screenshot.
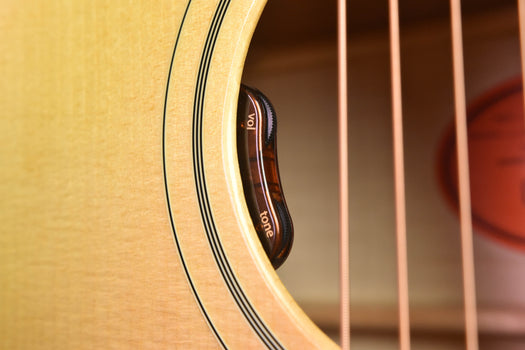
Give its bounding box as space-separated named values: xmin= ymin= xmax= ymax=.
xmin=0 ymin=0 xmax=337 ymax=348
xmin=2 ymin=0 xmax=525 ymax=349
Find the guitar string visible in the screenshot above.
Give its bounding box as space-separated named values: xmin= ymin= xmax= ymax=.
xmin=388 ymin=0 xmax=411 ymax=349
xmin=449 ymin=0 xmax=480 ymax=349
xmin=337 ymin=0 xmax=350 ymax=349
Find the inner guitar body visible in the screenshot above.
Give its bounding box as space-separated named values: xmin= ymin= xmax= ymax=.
xmin=0 ymin=1 xmax=335 ymax=349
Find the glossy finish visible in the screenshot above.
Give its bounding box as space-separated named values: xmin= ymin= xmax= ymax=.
xmin=237 ymin=85 xmax=294 ymax=269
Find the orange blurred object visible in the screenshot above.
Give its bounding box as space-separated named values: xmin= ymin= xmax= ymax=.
xmin=438 ymin=77 xmax=525 ymax=251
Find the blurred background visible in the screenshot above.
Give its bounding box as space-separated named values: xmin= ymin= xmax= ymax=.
xmin=242 ymin=0 xmax=525 ymax=349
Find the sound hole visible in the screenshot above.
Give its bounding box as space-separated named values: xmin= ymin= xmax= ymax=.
xmin=244 ymin=0 xmax=523 ymax=348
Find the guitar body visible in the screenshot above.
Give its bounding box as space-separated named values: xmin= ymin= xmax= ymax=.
xmin=0 ymin=1 xmax=336 ymax=348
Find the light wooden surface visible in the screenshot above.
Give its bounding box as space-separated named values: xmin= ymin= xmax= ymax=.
xmin=0 ymin=1 xmax=337 ymax=348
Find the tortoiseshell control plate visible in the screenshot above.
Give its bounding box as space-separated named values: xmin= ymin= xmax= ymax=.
xmin=237 ymin=84 xmax=293 ymax=269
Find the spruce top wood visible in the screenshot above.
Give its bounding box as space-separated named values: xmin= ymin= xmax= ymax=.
xmin=0 ymin=1 xmax=336 ymax=348
xmin=2 ymin=1 xmax=523 ymax=349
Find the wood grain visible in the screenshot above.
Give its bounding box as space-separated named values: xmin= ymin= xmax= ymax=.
xmin=0 ymin=1 xmax=336 ymax=348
